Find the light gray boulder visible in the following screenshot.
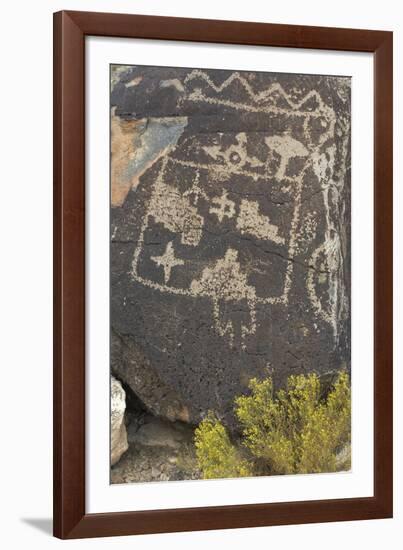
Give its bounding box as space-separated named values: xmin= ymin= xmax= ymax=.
xmin=111 ymin=376 xmax=128 ymax=466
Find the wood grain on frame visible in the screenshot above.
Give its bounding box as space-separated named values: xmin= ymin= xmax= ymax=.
xmin=53 ymin=10 xmax=393 ymax=539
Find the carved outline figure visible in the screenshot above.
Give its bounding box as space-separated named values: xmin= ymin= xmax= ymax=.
xmin=127 ymin=70 xmax=347 ymax=348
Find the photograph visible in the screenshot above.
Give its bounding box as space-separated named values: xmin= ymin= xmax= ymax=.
xmin=0 ymin=2 xmax=396 ymax=546
xmin=110 ymin=64 xmax=352 ymax=484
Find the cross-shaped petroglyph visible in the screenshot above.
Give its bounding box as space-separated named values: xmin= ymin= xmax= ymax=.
xmin=209 ymin=191 xmax=236 ymax=222
xmin=128 ymin=69 xmax=347 ymax=348
xmin=151 ymin=242 xmax=185 ymax=284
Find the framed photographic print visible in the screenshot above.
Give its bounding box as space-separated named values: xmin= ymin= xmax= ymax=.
xmin=53 ymin=10 xmax=393 ymax=539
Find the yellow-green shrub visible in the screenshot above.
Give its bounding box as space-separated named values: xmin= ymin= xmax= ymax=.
xmin=194 ymin=413 xmax=251 ymax=479
xmin=194 ymin=372 xmax=351 ymax=479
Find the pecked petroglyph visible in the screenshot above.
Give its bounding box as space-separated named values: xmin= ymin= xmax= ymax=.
xmin=170 ymin=132 xmax=271 ymax=183
xmin=190 ymin=248 xmax=257 ymax=348
xmin=265 ymin=135 xmax=309 ymax=179
xmin=151 ymin=242 xmax=185 ymax=284
xmin=236 ymin=199 xmax=285 ymax=245
xmin=146 ymin=159 xmax=204 ymax=247
xmin=183 ymin=70 xmax=336 ymax=120
xmin=203 ymin=132 xmax=264 ymax=170
xmin=209 ymin=191 xmax=236 ymax=222
xmin=160 ymin=78 xmax=185 ymax=92
xmin=307 ymin=136 xmax=350 ymax=344
xmin=112 ymin=65 xmax=350 ymax=374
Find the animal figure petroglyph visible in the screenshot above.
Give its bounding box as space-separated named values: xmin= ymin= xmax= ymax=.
xmin=237 ymin=199 xmax=285 ymax=245
xmin=127 ymin=69 xmax=348 ymax=348
xmin=265 ymin=135 xmax=309 ymax=179
xmin=190 ymin=249 xmax=257 ymax=348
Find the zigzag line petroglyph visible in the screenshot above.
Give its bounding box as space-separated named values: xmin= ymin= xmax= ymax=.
xmin=129 ymin=70 xmax=344 ymax=347
xmin=184 ymin=70 xmax=335 ymax=123
xmin=186 ymin=91 xmax=330 ymax=118
xmin=184 ymin=70 xmax=332 ymax=113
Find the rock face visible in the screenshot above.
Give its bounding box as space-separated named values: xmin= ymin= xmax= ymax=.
xmin=110 ymin=65 xmax=351 ymax=428
xmin=111 ymin=376 xmax=128 ymax=465
xmin=111 ymin=329 xmax=190 ymax=422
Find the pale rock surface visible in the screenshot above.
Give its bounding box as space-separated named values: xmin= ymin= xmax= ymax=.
xmin=128 ymin=416 xmax=190 ymax=449
xmin=111 ymin=376 xmax=128 ymax=466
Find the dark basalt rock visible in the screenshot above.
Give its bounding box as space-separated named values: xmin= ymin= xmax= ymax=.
xmin=110 ymin=65 xmax=351 ymax=428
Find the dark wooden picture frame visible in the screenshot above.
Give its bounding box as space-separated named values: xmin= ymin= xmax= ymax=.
xmin=53 ymin=10 xmax=393 ymax=539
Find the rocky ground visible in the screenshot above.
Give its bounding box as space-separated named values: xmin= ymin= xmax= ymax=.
xmin=111 ymin=408 xmax=200 ymax=484
xmin=110 ymin=375 xmax=351 ymax=482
